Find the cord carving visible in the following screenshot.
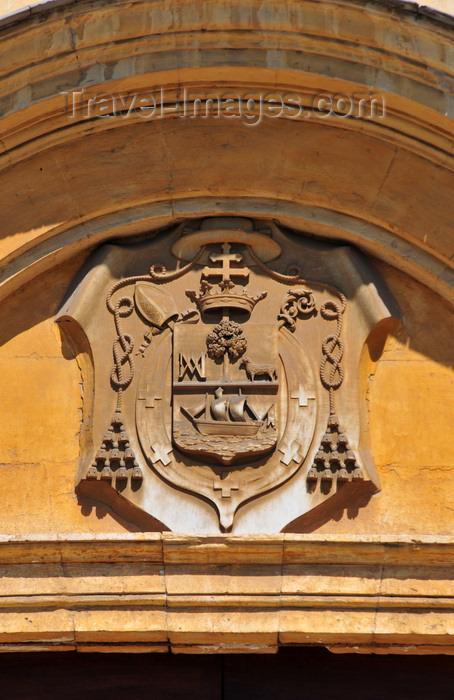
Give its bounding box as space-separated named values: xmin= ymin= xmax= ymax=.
xmin=252 ymin=249 xmax=363 ymax=492
xmin=320 ymin=296 xmax=346 ymax=415
xmin=85 ymin=248 xmax=205 ymax=488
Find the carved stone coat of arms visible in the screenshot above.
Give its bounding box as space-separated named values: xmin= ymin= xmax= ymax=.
xmin=58 ymin=217 xmax=400 ymax=532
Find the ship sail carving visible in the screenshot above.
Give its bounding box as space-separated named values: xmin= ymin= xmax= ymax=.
xmin=181 ymin=387 xmax=272 ymax=437
xmin=224 ymin=394 xmax=247 ymax=423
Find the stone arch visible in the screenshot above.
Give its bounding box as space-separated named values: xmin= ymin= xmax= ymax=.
xmin=0 ymin=0 xmax=453 ymax=304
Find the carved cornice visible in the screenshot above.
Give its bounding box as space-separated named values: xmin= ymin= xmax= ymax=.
xmin=0 ymin=533 xmax=452 ymax=565
xmin=0 ymin=535 xmax=452 ymax=653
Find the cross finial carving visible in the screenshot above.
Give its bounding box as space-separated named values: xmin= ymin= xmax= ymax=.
xmin=202 ymin=243 xmax=249 ymax=286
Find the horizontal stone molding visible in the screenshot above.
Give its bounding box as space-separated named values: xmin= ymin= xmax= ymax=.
xmin=0 ymin=534 xmax=452 ymax=653
xmin=1 ymin=532 xmax=452 ymax=564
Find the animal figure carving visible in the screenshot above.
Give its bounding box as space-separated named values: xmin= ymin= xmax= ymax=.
xmin=240 ymin=356 xmax=277 ymax=382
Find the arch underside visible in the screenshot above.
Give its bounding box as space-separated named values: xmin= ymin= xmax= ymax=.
xmin=0 ymin=0 xmax=453 ymax=655
xmin=0 ymin=0 xmax=453 ymax=302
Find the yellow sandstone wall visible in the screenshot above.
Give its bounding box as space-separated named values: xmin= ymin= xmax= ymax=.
xmin=0 ymin=255 xmax=130 ymax=535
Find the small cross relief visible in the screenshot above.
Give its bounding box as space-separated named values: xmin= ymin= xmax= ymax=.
xmin=279 ymin=439 xmax=305 ymax=466
xmin=213 ymin=477 xmax=240 ymax=498
xmin=290 ymin=383 xmax=316 ymax=407
xmin=137 ymin=384 xmax=162 ymax=409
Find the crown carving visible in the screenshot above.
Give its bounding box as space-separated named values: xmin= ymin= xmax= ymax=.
xmin=186 ymin=280 xmax=267 ymax=315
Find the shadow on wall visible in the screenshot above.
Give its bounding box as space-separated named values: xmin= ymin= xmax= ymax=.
xmin=3 ymin=231 xmax=453 ymax=363
xmin=282 ymin=479 xmax=377 ymax=533
xmin=76 ymin=486 xmax=170 ymax=533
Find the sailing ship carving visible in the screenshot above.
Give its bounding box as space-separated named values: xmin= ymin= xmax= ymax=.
xmin=181 ymin=387 xmax=274 ymax=437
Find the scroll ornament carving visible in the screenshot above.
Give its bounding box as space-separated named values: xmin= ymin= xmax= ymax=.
xmin=277 ymin=289 xmax=316 ymax=331
xmin=274 ymin=271 xmax=362 ymax=491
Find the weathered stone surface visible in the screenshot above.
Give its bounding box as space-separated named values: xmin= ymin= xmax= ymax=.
xmin=0 ymin=534 xmax=450 ymax=652
xmin=0 ymin=251 xmax=452 ymax=650
xmin=56 ymin=220 xmax=398 ymax=533
xmin=0 ymin=0 xmax=452 ymax=654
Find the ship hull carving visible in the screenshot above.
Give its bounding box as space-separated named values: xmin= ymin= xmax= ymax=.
xmin=188 ymin=420 xmax=263 ymax=437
